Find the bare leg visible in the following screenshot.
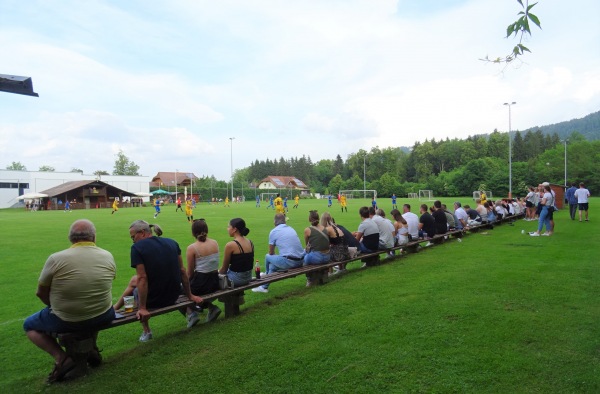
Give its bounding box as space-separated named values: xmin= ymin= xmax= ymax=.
xmin=114 ymin=275 xmax=138 ymax=310
xmin=26 ymin=330 xmax=67 ymax=364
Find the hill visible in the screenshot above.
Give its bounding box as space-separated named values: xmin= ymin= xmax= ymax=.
xmin=524 ymin=110 xmax=600 ymax=140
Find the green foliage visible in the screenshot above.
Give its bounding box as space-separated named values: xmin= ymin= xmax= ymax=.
xmin=482 ymin=0 xmax=542 ymax=65
xmin=94 ymin=170 xmax=110 ymax=176
xmin=112 ymin=150 xmax=140 ymax=176
xmin=70 ymin=168 xmax=84 ymax=173
xmin=6 ymin=161 xmax=26 ymax=170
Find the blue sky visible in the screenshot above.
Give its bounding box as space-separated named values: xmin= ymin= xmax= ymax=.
xmin=1 ymin=0 xmax=599 ymax=181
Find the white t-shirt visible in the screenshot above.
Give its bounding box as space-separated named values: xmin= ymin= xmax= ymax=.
xmin=402 ymin=211 xmax=419 ymax=239
xmin=574 ymin=188 xmax=590 ymax=204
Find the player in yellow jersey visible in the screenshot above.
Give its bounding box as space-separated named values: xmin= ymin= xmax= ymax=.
xmin=340 ymin=194 xmax=347 ymax=212
xmin=274 ymin=193 xmax=284 ymax=214
xmin=293 ymin=194 xmax=299 ymax=209
xmin=480 ymin=191 xmax=487 ymax=205
xmin=224 ymin=196 xmax=230 ymax=207
xmin=111 ymin=198 xmax=119 ymax=214
xmin=185 ymin=198 xmax=194 ymax=222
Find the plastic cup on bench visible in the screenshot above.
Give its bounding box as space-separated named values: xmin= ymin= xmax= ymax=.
xmin=123 ymin=296 xmax=135 ymax=313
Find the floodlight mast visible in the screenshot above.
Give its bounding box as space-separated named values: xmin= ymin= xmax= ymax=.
xmin=0 ymin=74 xmax=39 ymax=97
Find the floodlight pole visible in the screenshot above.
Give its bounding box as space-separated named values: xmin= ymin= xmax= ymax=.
xmin=563 ymin=139 xmax=568 ymax=187
xmin=363 ymin=153 xmax=366 ymax=199
xmin=503 ymin=102 xmax=516 ymax=198
xmin=229 ymin=137 xmax=235 ymax=202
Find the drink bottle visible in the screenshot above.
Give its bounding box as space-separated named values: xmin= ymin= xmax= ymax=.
xmin=254 ymin=259 xmax=261 ymax=279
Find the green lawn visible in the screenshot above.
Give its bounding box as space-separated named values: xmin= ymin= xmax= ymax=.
xmin=1 ymin=198 xmax=598 ymax=393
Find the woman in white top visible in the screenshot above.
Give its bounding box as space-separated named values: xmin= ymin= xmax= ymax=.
xmin=529 ymin=185 xmax=554 ymax=236
xmin=185 ymin=219 xmax=221 ymax=326
xmin=391 ymin=209 xmax=409 ymax=246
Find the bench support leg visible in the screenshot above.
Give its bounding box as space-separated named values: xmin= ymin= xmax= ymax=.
xmin=220 ymin=293 xmax=245 ymax=318
xmin=56 ymin=331 xmax=100 ymax=378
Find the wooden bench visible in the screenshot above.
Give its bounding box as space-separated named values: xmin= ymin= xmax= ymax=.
xmin=56 ymin=211 xmax=524 ymax=377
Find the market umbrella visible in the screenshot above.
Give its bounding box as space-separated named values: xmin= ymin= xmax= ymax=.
xmin=17 ymin=192 xmax=48 ymax=200
xmin=151 ymin=189 xmax=170 ymax=195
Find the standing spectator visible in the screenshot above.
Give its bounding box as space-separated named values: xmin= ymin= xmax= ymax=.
xmin=402 ymin=204 xmax=420 ymax=240
xmin=530 ymin=185 xmax=554 ymax=236
xmin=252 ymin=213 xmax=304 ymax=293
xmin=352 ymin=206 xmax=380 ymax=253
xmin=565 ymin=183 xmax=578 ymax=220
xmin=574 ymin=182 xmax=591 ymax=222
xmin=23 ymin=220 xmax=116 ymax=383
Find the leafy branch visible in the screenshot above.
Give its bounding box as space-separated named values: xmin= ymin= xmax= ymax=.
xmin=481 ymin=0 xmax=542 ymax=65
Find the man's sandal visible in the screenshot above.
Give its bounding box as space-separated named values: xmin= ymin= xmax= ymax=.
xmin=47 ymin=356 xmax=76 ymax=383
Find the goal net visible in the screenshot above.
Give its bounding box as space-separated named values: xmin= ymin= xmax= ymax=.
xmin=407 ymin=193 xmax=418 ymax=199
xmin=339 ymin=190 xmax=377 ymax=200
xmin=472 ymin=191 xmax=492 ymax=200
xmin=260 ymin=192 xmax=279 ymax=202
xmin=418 ymin=190 xmax=434 ymax=201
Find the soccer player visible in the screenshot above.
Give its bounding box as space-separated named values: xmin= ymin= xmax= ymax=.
xmin=256 ymin=195 xmax=261 ymax=208
xmin=153 ymin=198 xmax=161 ymax=218
xmin=175 ymin=197 xmax=183 ymax=212
xmin=185 ymin=198 xmax=194 ymax=222
xmin=293 ymin=194 xmax=299 ymax=209
xmin=274 ymin=193 xmax=284 ymax=214
xmin=391 ymin=194 xmax=397 ymax=210
xmin=224 ymin=196 xmax=230 ymax=207
xmin=328 ymin=195 xmax=332 ymax=207
xmin=340 ymin=194 xmax=347 ymax=213
xmin=111 ymin=198 xmax=119 ymax=215
xmin=267 ymin=195 xmax=275 ymax=209
xmin=371 ymin=197 xmax=378 ymax=210
xmin=283 ymin=196 xmax=288 ymax=213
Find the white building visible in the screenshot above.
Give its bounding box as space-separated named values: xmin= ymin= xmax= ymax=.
xmin=0 ymin=169 xmax=150 ymax=209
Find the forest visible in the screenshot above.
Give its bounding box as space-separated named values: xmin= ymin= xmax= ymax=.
xmin=219 ymin=110 xmax=600 ymax=199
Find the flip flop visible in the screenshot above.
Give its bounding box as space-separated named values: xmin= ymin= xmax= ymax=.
xmin=47 ymin=356 xmax=76 ymax=383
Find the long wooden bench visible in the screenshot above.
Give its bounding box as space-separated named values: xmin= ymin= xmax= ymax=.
xmin=56 ymin=211 xmax=523 ymax=378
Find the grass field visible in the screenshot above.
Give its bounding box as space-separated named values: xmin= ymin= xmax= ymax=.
xmin=1 ymin=198 xmax=598 ymax=393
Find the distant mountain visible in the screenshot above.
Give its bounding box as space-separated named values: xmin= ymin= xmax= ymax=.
xmin=524 ymin=110 xmax=600 ymax=141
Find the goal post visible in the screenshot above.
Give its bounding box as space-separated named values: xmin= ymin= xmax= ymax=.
xmin=338 ymin=190 xmax=378 ymax=200
xmin=407 ymin=193 xmax=418 ymax=199
xmin=260 ymin=192 xmax=279 ymax=202
xmin=418 ymin=190 xmax=434 ymax=201
xmin=472 ymin=191 xmax=492 ymax=200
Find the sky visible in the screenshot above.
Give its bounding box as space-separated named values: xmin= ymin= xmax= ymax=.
xmin=1 ymin=0 xmax=599 ymax=181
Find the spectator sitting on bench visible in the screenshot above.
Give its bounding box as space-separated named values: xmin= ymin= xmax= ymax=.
xmin=431 ymin=200 xmax=448 ymax=236
xmin=418 ymin=204 xmax=436 ymax=239
xmin=463 ymin=205 xmax=483 ymax=226
xmin=390 ymin=209 xmax=409 ymax=247
xmin=352 ymin=206 xmax=380 ymax=254
xmin=402 ymin=204 xmax=419 ymax=241
xmin=219 ymin=218 xmax=254 ymax=287
xmin=484 ymin=202 xmax=497 ymax=223
xmin=303 ymin=210 xmax=332 ymax=286
xmin=372 ymin=208 xmax=396 ymax=251
xmin=453 ymin=202 xmax=468 ymax=230
xmin=123 ymin=220 xmax=202 ymax=343
xmin=253 ymin=213 xmax=304 ymax=294
xmin=23 ymin=219 xmax=116 ymax=383
xmin=441 ymin=204 xmax=457 ymax=230
xmin=185 ymin=219 xmax=222 ymax=328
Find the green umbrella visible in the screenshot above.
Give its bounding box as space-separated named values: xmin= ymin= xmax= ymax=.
xmin=151 ymin=189 xmax=170 ymax=195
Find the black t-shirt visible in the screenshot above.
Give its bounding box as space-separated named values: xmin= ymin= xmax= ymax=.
xmin=337 ymin=225 xmax=360 ymax=248
xmin=419 ymin=212 xmax=436 ymax=237
xmin=432 ymin=209 xmax=448 ymax=235
xmin=131 ymin=236 xmax=182 ymax=308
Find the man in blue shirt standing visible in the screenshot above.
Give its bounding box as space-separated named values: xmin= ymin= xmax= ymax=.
xmin=565 ymin=182 xmax=578 ymax=220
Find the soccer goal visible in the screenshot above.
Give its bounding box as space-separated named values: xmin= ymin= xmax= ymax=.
xmin=418 ymin=190 xmax=434 ymax=201
xmin=472 ymin=191 xmax=492 ymax=201
xmin=407 ymin=193 xmax=418 ymax=199
xmin=339 ymin=189 xmax=377 ymax=200
xmin=260 ymin=192 xmax=279 ymax=202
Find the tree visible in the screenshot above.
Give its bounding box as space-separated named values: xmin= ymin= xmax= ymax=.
xmin=39 ymin=165 xmax=55 ymax=172
xmin=6 ymin=161 xmax=26 ymax=170
xmin=94 ymin=170 xmax=110 ymax=176
xmin=71 ymin=168 xmax=84 ymax=173
xmin=113 ymin=150 xmax=140 ymax=176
